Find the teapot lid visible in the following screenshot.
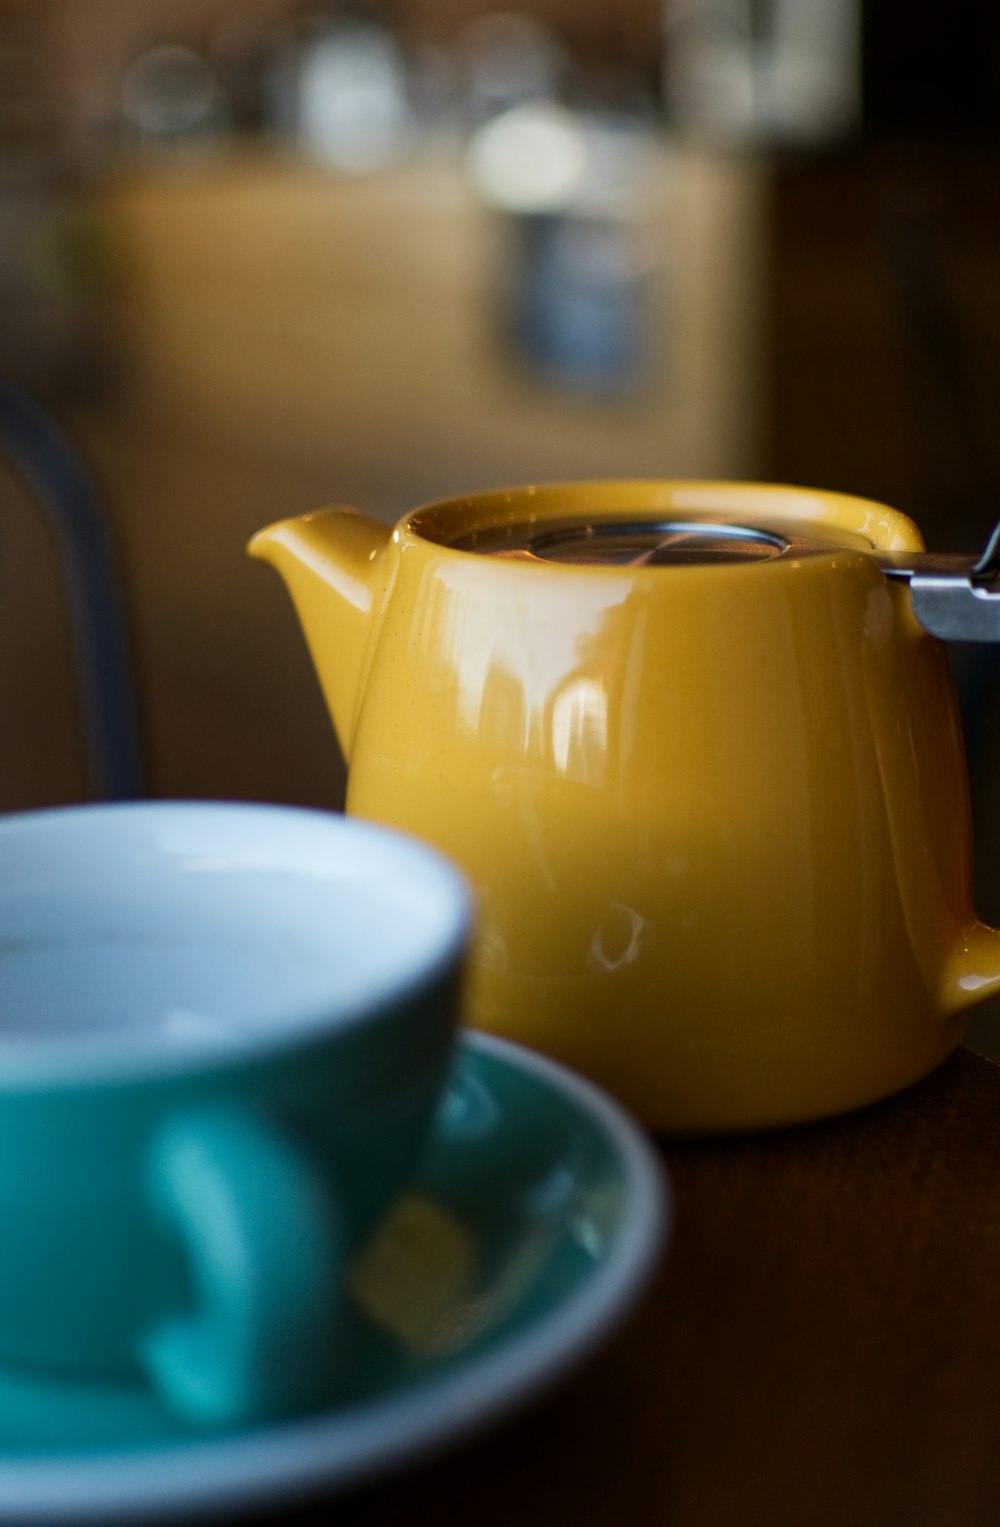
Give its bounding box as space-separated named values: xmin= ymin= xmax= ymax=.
xmin=448 ymin=516 xmax=847 ymax=566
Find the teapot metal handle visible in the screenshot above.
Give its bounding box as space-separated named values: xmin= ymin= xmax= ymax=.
xmin=886 ymin=518 xmax=1000 ymax=643
xmin=971 ymin=520 xmax=1000 ymax=583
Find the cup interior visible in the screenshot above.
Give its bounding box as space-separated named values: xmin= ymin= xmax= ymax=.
xmin=0 ymin=804 xmax=469 ymax=1069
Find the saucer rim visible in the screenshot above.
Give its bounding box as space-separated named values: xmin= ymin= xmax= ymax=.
xmin=0 ymin=1030 xmax=670 ymax=1523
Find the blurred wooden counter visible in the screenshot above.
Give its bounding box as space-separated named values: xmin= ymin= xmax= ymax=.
xmin=92 ymin=143 xmax=769 ymax=487
xmin=0 ymin=142 xmax=770 ymax=811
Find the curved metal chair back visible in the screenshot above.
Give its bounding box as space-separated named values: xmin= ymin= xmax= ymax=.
xmin=0 ymin=384 xmax=145 ymax=801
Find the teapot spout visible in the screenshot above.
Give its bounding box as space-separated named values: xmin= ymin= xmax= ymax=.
xmin=248 ymin=507 xmax=391 ymax=761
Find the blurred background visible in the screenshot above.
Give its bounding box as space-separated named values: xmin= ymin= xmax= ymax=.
xmin=2 ymin=0 xmax=1000 ymax=1039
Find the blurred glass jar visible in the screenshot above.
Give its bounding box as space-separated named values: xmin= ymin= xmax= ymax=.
xmin=662 ymin=0 xmax=860 ymax=147
xmin=467 ymin=104 xmax=663 ymax=395
xmin=268 ymin=9 xmax=412 ymax=174
xmin=120 ymin=45 xmax=230 ymax=154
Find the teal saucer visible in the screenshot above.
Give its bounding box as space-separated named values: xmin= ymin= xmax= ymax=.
xmin=0 ymin=1032 xmax=669 ymax=1523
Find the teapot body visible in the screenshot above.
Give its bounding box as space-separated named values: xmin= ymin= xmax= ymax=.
xmin=253 ymin=483 xmax=997 ymax=1131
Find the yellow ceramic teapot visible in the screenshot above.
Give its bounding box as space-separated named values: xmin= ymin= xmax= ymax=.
xmin=249 ymin=481 xmax=1000 ymax=1133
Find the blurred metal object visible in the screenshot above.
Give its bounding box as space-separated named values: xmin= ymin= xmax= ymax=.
xmin=0 ymin=384 xmax=145 ymax=800
xmin=663 ymin=0 xmax=861 ymax=147
xmin=120 ymin=45 xmax=229 ymax=153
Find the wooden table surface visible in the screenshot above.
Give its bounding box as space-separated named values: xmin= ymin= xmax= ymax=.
xmin=232 ymin=1046 xmax=1000 ymax=1527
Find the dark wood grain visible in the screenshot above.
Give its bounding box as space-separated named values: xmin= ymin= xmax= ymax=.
xmin=228 ymin=1048 xmax=1000 ymax=1527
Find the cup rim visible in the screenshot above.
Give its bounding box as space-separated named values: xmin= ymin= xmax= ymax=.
xmin=0 ymin=801 xmax=471 ymax=1090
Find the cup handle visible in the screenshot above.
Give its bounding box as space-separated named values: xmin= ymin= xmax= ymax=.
xmin=140 ymin=1104 xmax=342 ymax=1430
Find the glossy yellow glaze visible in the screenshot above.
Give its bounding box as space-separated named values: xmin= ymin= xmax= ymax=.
xmin=249 ymin=482 xmax=1000 ymax=1132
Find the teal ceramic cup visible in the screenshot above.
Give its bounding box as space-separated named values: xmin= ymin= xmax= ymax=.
xmin=0 ymin=802 xmax=470 ymax=1432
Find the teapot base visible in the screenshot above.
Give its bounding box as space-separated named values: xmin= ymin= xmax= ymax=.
xmin=464 ymin=971 xmax=967 ymax=1135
